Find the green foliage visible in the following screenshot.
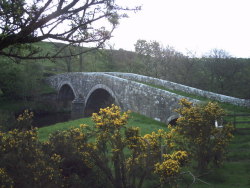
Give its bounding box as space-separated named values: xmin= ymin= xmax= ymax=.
xmin=0 ymin=110 xmax=15 ymax=131
xmin=171 ymin=99 xmax=234 ymax=173
xmin=0 ymin=59 xmax=23 ymax=99
xmin=18 ymin=62 xmax=44 ymax=99
xmin=2 ymin=39 xmax=250 ymax=102
xmin=0 ymin=57 xmax=45 ymax=100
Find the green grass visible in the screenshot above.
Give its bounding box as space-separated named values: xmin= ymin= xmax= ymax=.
xmin=224 ymin=114 xmax=250 ymax=129
xmin=189 ymin=162 xmax=250 ymax=188
xmin=38 ymin=117 xmax=93 ymax=142
xmin=38 ymin=112 xmax=167 ymax=142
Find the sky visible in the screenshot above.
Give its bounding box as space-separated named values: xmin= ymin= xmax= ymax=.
xmin=109 ymin=0 xmax=250 ymax=58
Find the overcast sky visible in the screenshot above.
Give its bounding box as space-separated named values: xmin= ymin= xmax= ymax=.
xmin=109 ymin=0 xmax=250 ymax=58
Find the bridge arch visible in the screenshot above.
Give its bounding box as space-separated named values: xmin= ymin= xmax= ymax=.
xmin=84 ymin=84 xmax=119 ymax=117
xmin=167 ymin=115 xmax=179 ymax=126
xmin=58 ymin=82 xmax=76 ymax=111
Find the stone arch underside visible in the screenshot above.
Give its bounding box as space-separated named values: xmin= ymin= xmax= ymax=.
xmin=58 ymin=84 xmax=76 ymax=111
xmin=167 ymin=115 xmax=179 ymax=126
xmin=84 ymin=85 xmax=118 ymax=117
xmin=168 ymin=118 xmax=178 ymax=126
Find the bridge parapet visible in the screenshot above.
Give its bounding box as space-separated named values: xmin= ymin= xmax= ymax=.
xmin=106 ymin=72 xmax=250 ymax=108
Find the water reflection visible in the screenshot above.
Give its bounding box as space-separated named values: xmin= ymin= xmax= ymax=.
xmin=33 ymin=112 xmax=72 ymax=127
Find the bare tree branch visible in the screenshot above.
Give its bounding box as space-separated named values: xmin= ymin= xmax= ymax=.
xmin=0 ymin=0 xmax=140 ymax=60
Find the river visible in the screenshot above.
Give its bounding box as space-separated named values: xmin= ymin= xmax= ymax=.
xmin=32 ymin=112 xmax=72 ymax=127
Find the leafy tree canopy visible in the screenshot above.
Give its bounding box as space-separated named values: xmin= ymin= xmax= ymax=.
xmin=0 ymin=0 xmax=140 ymax=60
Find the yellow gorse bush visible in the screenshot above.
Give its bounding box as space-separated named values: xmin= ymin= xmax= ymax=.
xmin=154 ymin=150 xmax=188 ymax=184
xmin=0 ymin=104 xmax=193 ymax=187
xmin=0 ymin=128 xmax=62 ymax=187
xmin=154 ymin=159 xmax=180 ymax=180
xmin=92 ymin=104 xmax=130 ymax=129
xmin=172 ymin=98 xmax=234 ymax=173
xmin=17 ymin=109 xmax=34 ymax=122
xmin=86 ymin=105 xmax=189 ymax=187
xmin=16 ymin=109 xmax=34 ymax=130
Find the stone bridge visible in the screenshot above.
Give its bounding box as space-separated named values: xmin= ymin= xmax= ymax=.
xmin=47 ymin=72 xmax=250 ymax=124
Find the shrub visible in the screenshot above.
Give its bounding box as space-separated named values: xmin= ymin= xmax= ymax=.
xmin=77 ymin=104 xmax=189 ymax=188
xmin=46 ymin=126 xmax=105 ymax=188
xmin=16 ymin=109 xmax=34 ymax=130
xmin=0 ymin=128 xmax=62 ymax=188
xmin=171 ymin=99 xmax=234 ymax=173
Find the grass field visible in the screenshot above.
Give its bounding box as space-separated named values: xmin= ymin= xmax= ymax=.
xmin=38 ymin=112 xmax=250 ymax=187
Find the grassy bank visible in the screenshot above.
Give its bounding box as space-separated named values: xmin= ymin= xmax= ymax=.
xmin=38 ymin=112 xmax=167 ymax=142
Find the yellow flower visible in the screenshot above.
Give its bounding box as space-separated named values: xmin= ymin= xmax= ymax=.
xmin=154 ymin=159 xmax=180 ymax=181
xmin=80 ymin=124 xmax=88 ymax=128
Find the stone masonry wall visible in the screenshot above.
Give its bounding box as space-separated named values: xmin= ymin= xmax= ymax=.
xmin=106 ymin=72 xmax=250 ymax=108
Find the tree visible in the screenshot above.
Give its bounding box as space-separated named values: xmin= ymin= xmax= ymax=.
xmin=203 ymin=49 xmax=244 ymax=95
xmin=0 ymin=58 xmax=23 ymax=98
xmin=134 ymin=39 xmax=190 ymax=81
xmin=78 ymin=47 xmax=85 ymax=72
xmin=134 ymin=39 xmax=154 ymax=76
xmin=0 ymin=0 xmax=140 ymax=60
xmin=0 ymin=57 xmax=45 ymax=99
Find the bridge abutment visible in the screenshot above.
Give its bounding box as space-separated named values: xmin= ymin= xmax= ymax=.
xmin=71 ymin=98 xmax=85 ymax=119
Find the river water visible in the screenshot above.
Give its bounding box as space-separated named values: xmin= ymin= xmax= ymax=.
xmin=32 ymin=112 xmax=72 ymax=127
